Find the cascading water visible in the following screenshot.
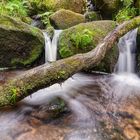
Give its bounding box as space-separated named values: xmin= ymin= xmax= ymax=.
xmin=43 ymin=30 xmax=62 ymax=62
xmin=116 ymin=28 xmax=138 ymax=73
xmin=110 ymin=28 xmax=140 ymax=99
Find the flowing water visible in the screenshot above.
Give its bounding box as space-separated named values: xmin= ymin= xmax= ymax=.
xmin=0 ymin=29 xmax=140 ymax=140
xmin=43 ymin=30 xmax=62 ymax=62
xmin=116 ymin=28 xmax=138 ymax=73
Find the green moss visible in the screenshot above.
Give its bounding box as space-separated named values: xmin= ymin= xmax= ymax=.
xmin=0 ymin=15 xmax=44 ymax=68
xmin=59 ymin=46 xmax=74 ymax=58
xmin=9 ymin=87 xmax=20 ymax=104
xmin=11 ymin=44 xmax=43 ymax=67
xmin=70 ymin=29 xmax=93 ymax=49
xmin=49 ymin=9 xmax=85 ymax=29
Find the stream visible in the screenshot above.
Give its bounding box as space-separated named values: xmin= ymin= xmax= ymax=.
xmin=0 ymin=24 xmax=140 ymax=140
xmin=0 ymin=71 xmax=140 ymax=140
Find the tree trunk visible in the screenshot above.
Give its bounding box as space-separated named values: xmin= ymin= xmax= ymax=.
xmin=0 ymin=16 xmax=140 ymax=107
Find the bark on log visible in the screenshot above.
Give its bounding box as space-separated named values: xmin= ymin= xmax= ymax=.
xmin=0 ymin=16 xmax=140 ymax=107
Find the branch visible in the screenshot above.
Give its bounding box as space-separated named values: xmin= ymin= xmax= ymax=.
xmin=0 ymin=16 xmax=140 ymax=107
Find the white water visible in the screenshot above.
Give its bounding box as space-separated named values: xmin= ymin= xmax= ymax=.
xmin=116 ymin=28 xmax=138 ymax=73
xmin=43 ymin=30 xmax=62 ymax=62
xmin=110 ymin=28 xmax=140 ymax=99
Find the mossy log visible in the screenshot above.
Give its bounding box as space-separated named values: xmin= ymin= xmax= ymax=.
xmin=0 ymin=16 xmax=140 ymax=107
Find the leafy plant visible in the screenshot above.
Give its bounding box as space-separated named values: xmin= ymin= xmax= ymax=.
xmin=115 ymin=0 xmax=137 ymax=22
xmin=116 ymin=7 xmax=137 ymax=22
xmin=39 ymin=12 xmax=53 ymax=27
xmin=0 ymin=0 xmax=28 ymax=18
xmin=70 ymin=29 xmax=93 ymax=48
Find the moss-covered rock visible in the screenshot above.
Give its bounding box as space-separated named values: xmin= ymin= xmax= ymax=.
xmin=0 ymin=15 xmax=44 ymax=68
xmin=27 ymin=0 xmax=86 ymax=15
xmin=58 ymin=20 xmax=118 ymax=72
xmin=85 ymin=11 xmax=101 ymax=22
xmin=93 ymin=0 xmax=121 ymax=19
xmin=49 ymin=9 xmax=85 ymax=29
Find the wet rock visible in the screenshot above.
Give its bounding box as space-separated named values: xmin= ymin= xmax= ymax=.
xmin=58 ymin=20 xmax=118 ymax=72
xmin=93 ymin=0 xmax=121 ymax=19
xmin=0 ymin=15 xmax=44 ymax=68
xmin=49 ymin=9 xmax=85 ymax=29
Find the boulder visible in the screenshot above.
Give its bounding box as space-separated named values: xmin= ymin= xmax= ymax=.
xmin=93 ymin=0 xmax=121 ymax=19
xmin=0 ymin=15 xmax=44 ymax=68
xmin=28 ymin=0 xmax=86 ymax=15
xmin=58 ymin=20 xmax=118 ymax=72
xmin=49 ymin=9 xmax=85 ymax=29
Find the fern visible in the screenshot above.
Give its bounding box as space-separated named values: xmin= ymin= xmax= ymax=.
xmin=0 ymin=0 xmax=28 ymax=18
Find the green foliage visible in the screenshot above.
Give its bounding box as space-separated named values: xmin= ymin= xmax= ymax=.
xmin=115 ymin=0 xmax=137 ymax=22
xmin=59 ymin=46 xmax=73 ymax=58
xmin=70 ymin=29 xmax=93 ymax=48
xmin=121 ymin=0 xmax=133 ymax=6
xmin=116 ymin=7 xmax=137 ymax=22
xmin=0 ymin=0 xmax=28 ymax=18
xmin=10 ymin=88 xmax=18 ymax=104
xmin=39 ymin=12 xmax=53 ymax=28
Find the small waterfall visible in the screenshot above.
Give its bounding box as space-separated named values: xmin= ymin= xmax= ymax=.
xmin=110 ymin=28 xmax=140 ymax=99
xmin=43 ymin=30 xmax=62 ymax=62
xmin=116 ymin=28 xmax=138 ymax=73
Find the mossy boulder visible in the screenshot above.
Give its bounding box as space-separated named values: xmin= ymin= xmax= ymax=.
xmin=93 ymin=0 xmax=121 ymax=19
xmin=58 ymin=20 xmax=118 ymax=72
xmin=28 ymin=0 xmax=86 ymax=15
xmin=0 ymin=15 xmax=44 ymax=68
xmin=49 ymin=9 xmax=85 ymax=29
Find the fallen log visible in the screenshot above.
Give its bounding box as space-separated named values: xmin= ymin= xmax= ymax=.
xmin=0 ymin=16 xmax=140 ymax=107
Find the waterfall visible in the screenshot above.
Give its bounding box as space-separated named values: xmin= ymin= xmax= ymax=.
xmin=116 ymin=28 xmax=138 ymax=73
xmin=43 ymin=30 xmax=62 ymax=62
xmin=111 ymin=28 xmax=140 ymax=99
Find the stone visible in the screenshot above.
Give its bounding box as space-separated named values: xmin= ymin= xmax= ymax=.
xmin=0 ymin=15 xmax=44 ymax=68
xmin=49 ymin=9 xmax=85 ymax=29
xmin=93 ymin=0 xmax=121 ymax=19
